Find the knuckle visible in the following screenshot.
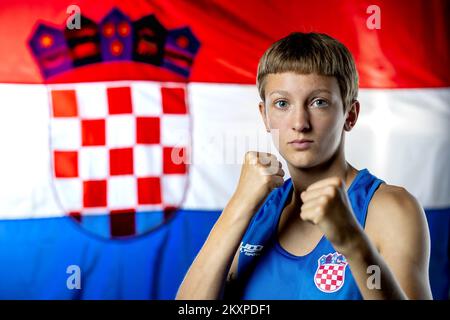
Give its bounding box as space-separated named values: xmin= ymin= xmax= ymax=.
xmin=319 ymin=195 xmax=329 ymax=204
xmin=327 ymin=186 xmax=337 ymax=197
xmin=245 ymin=151 xmax=256 ymax=163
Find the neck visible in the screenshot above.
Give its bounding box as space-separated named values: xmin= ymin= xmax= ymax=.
xmin=287 ymin=142 xmax=356 ymax=209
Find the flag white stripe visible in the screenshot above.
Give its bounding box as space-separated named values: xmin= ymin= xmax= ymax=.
xmin=0 ymin=82 xmax=448 ymax=219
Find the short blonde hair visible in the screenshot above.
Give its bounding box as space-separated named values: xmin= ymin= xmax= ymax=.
xmin=257 ymin=32 xmax=358 ymax=109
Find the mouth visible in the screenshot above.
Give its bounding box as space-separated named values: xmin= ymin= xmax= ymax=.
xmin=288 ymin=139 xmax=314 ymax=150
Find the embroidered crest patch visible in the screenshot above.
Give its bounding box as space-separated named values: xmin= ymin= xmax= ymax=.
xmin=314 ymin=252 xmax=348 ymax=293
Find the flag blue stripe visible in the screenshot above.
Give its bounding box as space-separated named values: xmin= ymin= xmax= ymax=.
xmin=425 ymin=208 xmax=450 ymax=300
xmin=0 ymin=210 xmax=220 ymax=299
xmin=0 ymin=208 xmax=448 ymax=299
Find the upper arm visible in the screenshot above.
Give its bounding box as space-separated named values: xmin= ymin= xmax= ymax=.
xmin=367 ymin=185 xmax=433 ymax=299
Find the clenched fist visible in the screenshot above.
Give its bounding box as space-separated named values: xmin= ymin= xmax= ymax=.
xmin=300 ymin=177 xmax=362 ymax=252
xmin=231 ymin=151 xmax=285 ymax=218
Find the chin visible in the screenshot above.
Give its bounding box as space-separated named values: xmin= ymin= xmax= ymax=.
xmin=283 ymin=152 xmax=319 ymax=169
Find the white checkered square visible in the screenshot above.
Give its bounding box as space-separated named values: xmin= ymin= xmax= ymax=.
xmin=134 ymin=145 xmax=162 ymax=177
xmin=106 ymin=115 xmax=135 ymax=148
xmin=79 ymin=147 xmax=108 ymax=180
xmin=76 ymin=84 xmax=108 ymax=119
xmin=162 ymin=175 xmax=187 ymax=206
xmin=131 ymin=82 xmax=162 ymax=116
xmin=108 ymin=175 xmax=137 ymax=209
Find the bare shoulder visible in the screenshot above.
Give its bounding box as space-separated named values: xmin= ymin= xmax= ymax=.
xmin=365 ymin=183 xmax=429 ymax=251
xmin=368 ymin=183 xmax=424 ymax=219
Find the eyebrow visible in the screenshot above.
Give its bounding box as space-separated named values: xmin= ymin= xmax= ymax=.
xmin=268 ymin=89 xmax=333 ymax=97
xmin=269 ymin=90 xmax=290 ymax=96
xmin=309 ymin=89 xmax=333 ymax=96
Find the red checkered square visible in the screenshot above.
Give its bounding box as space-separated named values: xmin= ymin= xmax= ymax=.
xmin=137 ymin=177 xmax=162 ymax=204
xmin=163 ymin=146 xmax=187 ymax=174
xmin=69 ymin=211 xmax=82 ymax=222
xmin=83 ymin=180 xmax=107 ymax=207
xmin=136 ymin=117 xmax=160 ymax=144
xmin=161 ymin=87 xmax=187 ymax=114
xmin=51 ymin=90 xmax=78 ymax=117
xmin=54 ymin=151 xmax=78 ymax=178
xmin=107 ymin=87 xmax=132 ymax=114
xmin=109 ymin=147 xmax=134 ymax=175
xmin=110 ymin=209 xmax=136 ymax=237
xmin=82 ymin=119 xmax=106 ymax=146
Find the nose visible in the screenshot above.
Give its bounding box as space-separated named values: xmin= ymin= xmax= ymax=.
xmin=291 ymin=105 xmax=311 ymax=132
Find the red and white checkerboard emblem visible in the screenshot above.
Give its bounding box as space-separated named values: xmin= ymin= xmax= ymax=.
xmin=48 ymin=81 xmax=190 ymax=238
xmin=314 ymin=252 xmax=348 ymax=293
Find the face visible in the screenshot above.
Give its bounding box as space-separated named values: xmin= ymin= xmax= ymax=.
xmin=259 ymin=72 xmax=357 ymax=169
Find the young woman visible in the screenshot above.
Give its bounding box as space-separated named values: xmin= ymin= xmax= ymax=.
xmin=176 ymin=32 xmax=433 ymax=300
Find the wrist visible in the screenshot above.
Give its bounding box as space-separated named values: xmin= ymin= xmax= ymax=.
xmin=226 ymin=193 xmax=262 ymax=217
xmin=218 ymin=199 xmax=252 ymax=228
xmin=334 ymin=226 xmax=370 ymax=258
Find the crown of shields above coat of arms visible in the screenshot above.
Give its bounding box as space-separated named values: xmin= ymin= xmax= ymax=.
xmin=314 ymin=252 xmax=348 ymax=293
xmin=48 ymin=82 xmax=191 ymax=238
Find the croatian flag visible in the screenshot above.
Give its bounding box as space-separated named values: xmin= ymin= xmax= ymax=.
xmin=0 ymin=0 xmax=448 ymax=299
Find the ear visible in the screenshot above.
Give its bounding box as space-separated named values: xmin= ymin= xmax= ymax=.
xmin=259 ymin=101 xmax=270 ymax=132
xmin=344 ymin=100 xmax=360 ymax=131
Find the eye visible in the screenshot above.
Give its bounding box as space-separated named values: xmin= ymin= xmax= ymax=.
xmin=310 ymin=99 xmax=329 ymax=108
xmin=274 ymin=100 xmax=289 ymax=109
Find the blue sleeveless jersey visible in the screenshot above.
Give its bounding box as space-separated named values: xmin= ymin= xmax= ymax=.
xmin=236 ymin=169 xmax=384 ymax=300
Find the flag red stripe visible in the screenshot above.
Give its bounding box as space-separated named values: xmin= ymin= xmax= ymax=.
xmin=0 ymin=0 xmax=448 ymax=87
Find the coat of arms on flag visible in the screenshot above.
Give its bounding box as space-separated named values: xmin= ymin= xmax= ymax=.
xmin=48 ymin=82 xmax=191 ymax=238
xmin=314 ymin=252 xmax=348 ymax=293
xmin=27 ymin=8 xmax=200 ymax=239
